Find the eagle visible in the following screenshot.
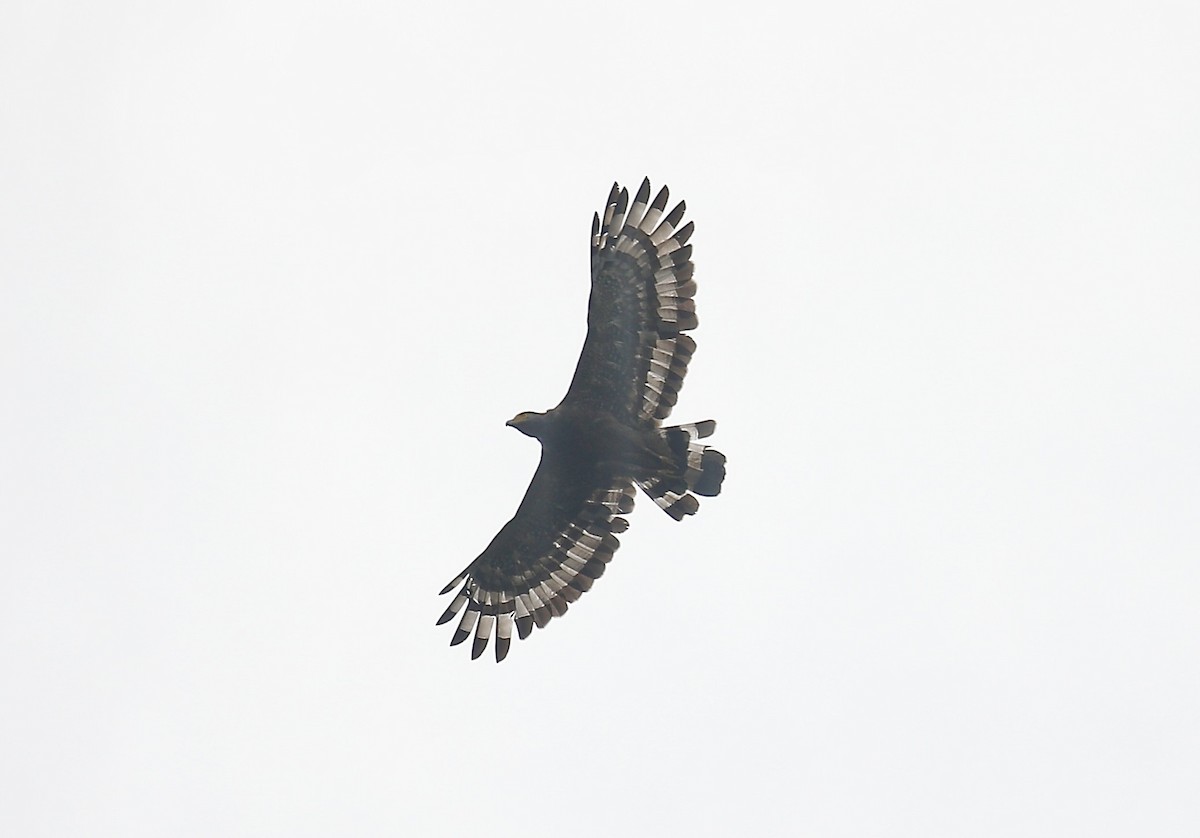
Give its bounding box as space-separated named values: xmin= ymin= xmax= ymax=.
xmin=437 ymin=179 xmax=725 ymax=662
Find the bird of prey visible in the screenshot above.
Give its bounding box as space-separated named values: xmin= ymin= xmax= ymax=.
xmin=437 ymin=179 xmax=725 ymax=661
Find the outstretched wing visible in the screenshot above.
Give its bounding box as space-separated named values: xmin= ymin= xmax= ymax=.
xmin=437 ymin=454 xmax=635 ymax=662
xmin=560 ymin=179 xmax=699 ymax=425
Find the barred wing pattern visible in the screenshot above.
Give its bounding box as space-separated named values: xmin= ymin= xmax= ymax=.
xmin=562 ymin=178 xmax=699 ymax=424
xmin=437 ymin=470 xmax=636 ymax=662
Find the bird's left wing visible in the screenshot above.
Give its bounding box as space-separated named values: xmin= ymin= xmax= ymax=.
xmin=560 ymin=179 xmax=699 ymax=425
xmin=437 ymin=453 xmax=635 ymax=662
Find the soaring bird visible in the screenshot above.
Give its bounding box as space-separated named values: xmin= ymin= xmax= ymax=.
xmin=437 ymin=179 xmax=725 ymax=661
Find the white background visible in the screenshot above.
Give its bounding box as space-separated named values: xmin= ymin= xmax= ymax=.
xmin=2 ymin=2 xmax=1197 ymax=835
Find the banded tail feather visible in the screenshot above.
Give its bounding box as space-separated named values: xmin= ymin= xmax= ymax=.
xmin=637 ymin=420 xmax=726 ymax=520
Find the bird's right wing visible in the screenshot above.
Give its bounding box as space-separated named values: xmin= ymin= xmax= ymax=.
xmin=437 ymin=452 xmax=635 ymax=662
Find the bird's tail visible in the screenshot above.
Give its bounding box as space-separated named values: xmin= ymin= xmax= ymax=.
xmin=636 ymin=420 xmax=726 ymax=520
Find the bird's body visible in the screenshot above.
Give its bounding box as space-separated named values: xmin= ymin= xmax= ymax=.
xmin=510 ymin=406 xmax=675 ymax=484
xmin=437 ymin=179 xmax=725 ymax=661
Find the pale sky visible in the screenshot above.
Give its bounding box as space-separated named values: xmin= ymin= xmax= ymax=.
xmin=2 ymin=2 xmax=1198 ymax=835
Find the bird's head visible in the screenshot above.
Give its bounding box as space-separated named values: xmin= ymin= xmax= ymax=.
xmin=506 ymin=410 xmax=549 ymax=439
